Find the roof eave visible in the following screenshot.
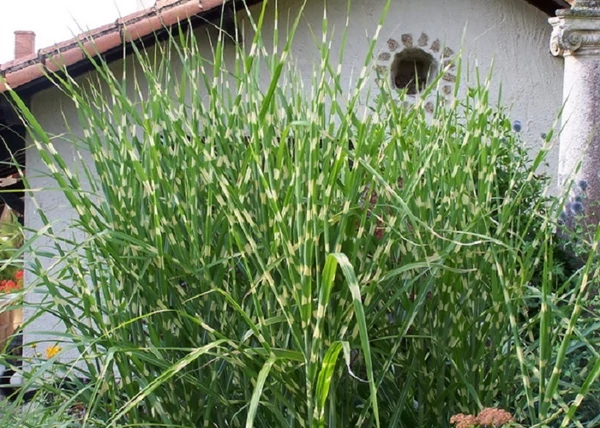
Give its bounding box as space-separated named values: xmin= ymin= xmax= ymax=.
xmin=0 ymin=0 xmax=241 ymax=96
xmin=5 ymin=11 xmax=221 ymax=98
xmin=525 ymin=0 xmax=572 ymax=15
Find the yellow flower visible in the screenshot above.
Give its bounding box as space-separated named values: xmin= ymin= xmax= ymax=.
xmin=45 ymin=345 xmax=62 ymax=359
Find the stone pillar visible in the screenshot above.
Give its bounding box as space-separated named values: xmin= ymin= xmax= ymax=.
xmin=550 ymin=0 xmax=600 ymax=228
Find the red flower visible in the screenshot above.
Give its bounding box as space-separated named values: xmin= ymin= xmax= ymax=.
xmin=15 ymin=270 xmax=23 ymax=280
xmin=0 ymin=279 xmax=19 ymax=293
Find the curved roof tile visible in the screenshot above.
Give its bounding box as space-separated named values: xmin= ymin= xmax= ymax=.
xmin=0 ymin=0 xmax=227 ymax=94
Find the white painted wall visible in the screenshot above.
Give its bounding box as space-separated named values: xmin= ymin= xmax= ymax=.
xmin=23 ymin=83 xmax=101 ymax=362
xmin=237 ymin=0 xmax=563 ymax=171
xmin=23 ymin=0 xmax=563 ymax=362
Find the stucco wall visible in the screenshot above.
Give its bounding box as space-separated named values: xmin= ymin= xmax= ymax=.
xmin=23 ymin=83 xmax=100 ymax=362
xmin=237 ymin=0 xmax=563 ymax=170
xmin=23 ymin=0 xmax=563 ymax=361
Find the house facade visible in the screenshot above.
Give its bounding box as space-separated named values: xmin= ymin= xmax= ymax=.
xmin=0 ymin=0 xmax=578 ymax=356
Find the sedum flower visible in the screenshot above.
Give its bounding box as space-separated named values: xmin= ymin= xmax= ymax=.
xmin=476 ymin=407 xmax=513 ymax=426
xmin=450 ymin=413 xmax=478 ymax=428
xmin=451 ymin=407 xmax=513 ymax=428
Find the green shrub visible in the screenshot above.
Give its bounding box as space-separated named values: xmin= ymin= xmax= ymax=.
xmin=3 ymin=2 xmax=600 ymax=427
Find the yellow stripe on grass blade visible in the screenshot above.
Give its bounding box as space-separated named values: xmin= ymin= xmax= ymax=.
xmin=246 ymin=356 xmax=276 ymax=428
xmin=330 ymin=252 xmax=380 ymax=428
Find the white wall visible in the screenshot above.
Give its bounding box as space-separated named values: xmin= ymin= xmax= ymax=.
xmin=23 ymin=0 xmax=563 ymax=363
xmin=23 ymin=83 xmax=99 ymax=363
xmin=237 ymin=0 xmax=562 ymax=172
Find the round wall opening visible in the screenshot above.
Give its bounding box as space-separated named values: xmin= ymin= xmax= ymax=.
xmin=390 ymin=48 xmax=437 ymax=95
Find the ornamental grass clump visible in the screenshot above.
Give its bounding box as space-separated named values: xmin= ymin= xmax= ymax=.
xmin=2 ymin=2 xmax=600 ymax=427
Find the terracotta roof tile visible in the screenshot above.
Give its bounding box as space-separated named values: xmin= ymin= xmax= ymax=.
xmin=4 ymin=63 xmax=45 ymax=88
xmin=120 ymin=10 xmax=162 ymax=42
xmin=160 ymin=1 xmax=205 ymax=26
xmin=0 ymin=52 xmax=39 ymax=73
xmin=0 ymin=0 xmax=228 ymax=94
xmin=44 ymin=46 xmax=86 ymax=73
xmin=81 ymin=27 xmax=123 ymax=57
xmin=39 ymin=23 xmax=120 ymax=57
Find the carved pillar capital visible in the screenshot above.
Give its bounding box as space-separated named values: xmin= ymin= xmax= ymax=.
xmin=572 ymin=0 xmax=600 ymax=8
xmin=550 ymin=7 xmax=600 ymax=57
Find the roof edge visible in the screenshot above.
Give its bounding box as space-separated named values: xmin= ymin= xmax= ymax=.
xmin=525 ymin=0 xmax=572 ymax=15
xmin=0 ymin=0 xmax=229 ymax=95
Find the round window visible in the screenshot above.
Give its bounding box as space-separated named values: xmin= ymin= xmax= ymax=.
xmin=390 ymin=48 xmax=438 ymax=95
